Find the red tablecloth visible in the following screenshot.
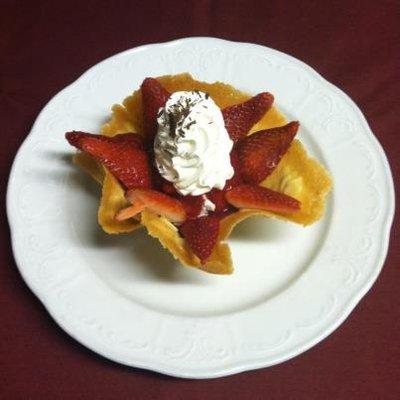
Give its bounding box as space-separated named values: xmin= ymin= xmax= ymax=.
xmin=1 ymin=1 xmax=398 ymax=398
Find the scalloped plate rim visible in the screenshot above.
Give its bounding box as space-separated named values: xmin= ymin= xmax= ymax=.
xmin=6 ymin=37 xmax=395 ymax=379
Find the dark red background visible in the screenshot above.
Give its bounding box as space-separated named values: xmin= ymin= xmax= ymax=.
xmin=1 ymin=1 xmax=399 ymax=399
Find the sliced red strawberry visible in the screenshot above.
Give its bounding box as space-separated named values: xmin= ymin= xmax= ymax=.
xmin=225 ymin=184 xmax=301 ymax=213
xmin=126 ymin=189 xmax=186 ymax=223
xmin=141 ymin=77 xmax=170 ymax=144
xmin=226 ymin=149 xmax=243 ymax=188
xmin=180 ymin=216 xmax=220 ymax=263
xmin=66 ymin=131 xmax=144 ymax=149
xmin=160 ymin=181 xmax=205 ymax=219
xmin=179 ymin=195 xmax=205 ymax=220
xmin=237 ymin=121 xmax=299 ymax=184
xmin=222 ymin=92 xmax=274 ymax=142
xmin=66 ymin=131 xmax=152 ymax=189
xmin=207 ymin=188 xmax=229 ymax=213
xmin=161 ymin=180 xmax=178 ymax=196
xmin=149 ymin=165 xmax=165 ymax=191
xmin=115 ymin=202 xmax=145 ymax=221
xmin=206 ymin=149 xmax=242 ymax=213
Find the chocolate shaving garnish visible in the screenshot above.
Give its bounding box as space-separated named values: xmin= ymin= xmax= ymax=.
xmin=168 ymin=113 xmax=177 ymax=136
xmin=165 ymin=92 xmax=208 ymax=138
xmin=185 ymin=120 xmax=196 ymax=130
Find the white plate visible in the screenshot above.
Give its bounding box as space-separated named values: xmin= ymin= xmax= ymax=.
xmin=7 ymin=37 xmax=394 ymax=378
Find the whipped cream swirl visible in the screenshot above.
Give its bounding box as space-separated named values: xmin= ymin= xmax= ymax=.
xmin=154 ymin=91 xmax=234 ymax=196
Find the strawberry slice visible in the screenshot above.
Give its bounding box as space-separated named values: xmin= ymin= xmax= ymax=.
xmin=164 ymin=183 xmax=206 ymax=219
xmin=66 ymin=131 xmax=152 ymax=189
xmin=222 ymin=92 xmax=274 ymax=142
xmin=115 ymin=202 xmax=145 ymax=221
xmin=179 ymin=195 xmax=205 ymax=220
xmin=141 ymin=77 xmax=170 ymax=144
xmin=125 ymin=189 xmax=186 ymax=223
xmin=150 ymin=166 xmax=165 ymax=191
xmin=225 ymin=184 xmax=301 ymax=213
xmin=180 ymin=216 xmax=220 ymax=263
xmin=206 ymin=150 xmax=242 ymax=213
xmin=159 ymin=180 xmax=206 ymax=219
xmin=161 ymin=181 xmax=178 ymax=196
xmin=237 ymin=121 xmax=299 ymax=184
xmin=228 ymin=148 xmax=243 ymax=185
xmin=66 ymin=131 xmax=144 ymax=149
xmin=207 ymin=188 xmax=229 ymax=213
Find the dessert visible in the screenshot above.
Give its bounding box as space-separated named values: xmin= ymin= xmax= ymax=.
xmin=66 ymin=74 xmax=332 ymax=274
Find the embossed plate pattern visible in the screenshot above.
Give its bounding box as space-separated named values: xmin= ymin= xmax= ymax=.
xmin=7 ymin=38 xmax=394 ymax=378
